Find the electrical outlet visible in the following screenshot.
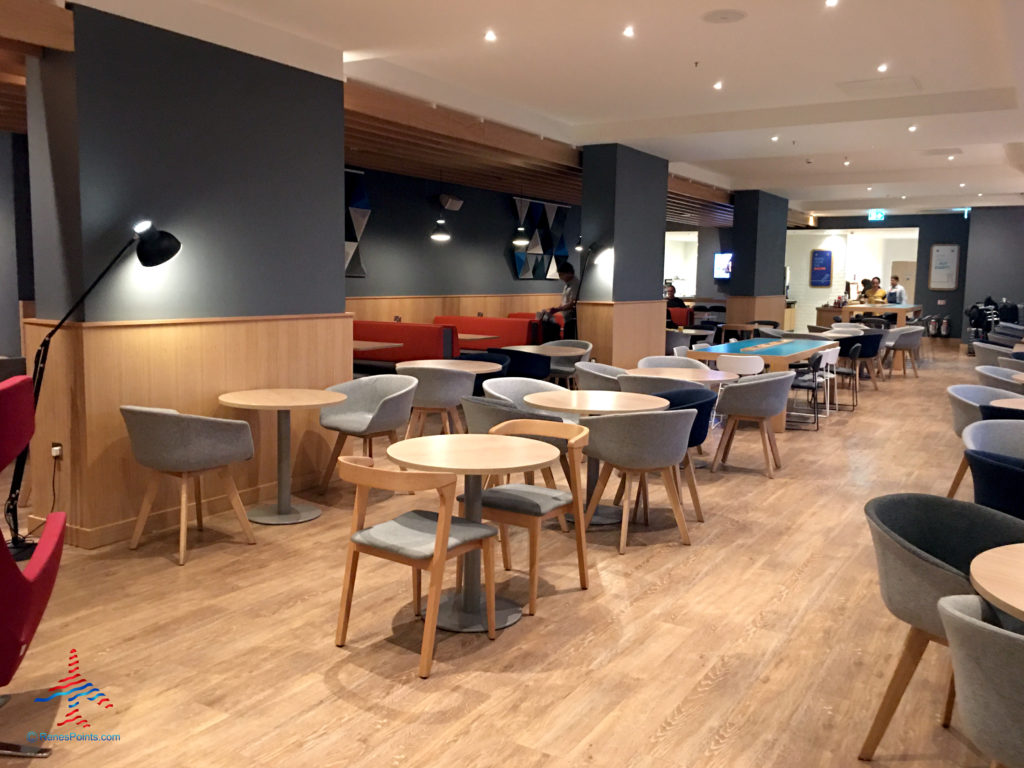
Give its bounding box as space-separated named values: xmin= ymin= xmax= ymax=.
xmin=51 ymin=442 xmax=63 ymax=459
xmin=937 ymin=299 xmax=947 ymax=306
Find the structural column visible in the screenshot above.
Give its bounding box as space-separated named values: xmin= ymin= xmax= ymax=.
xmin=578 ymin=144 xmax=668 ymax=367
xmin=725 ymin=190 xmax=789 ymax=325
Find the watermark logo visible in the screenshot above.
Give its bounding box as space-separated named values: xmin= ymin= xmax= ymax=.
xmin=34 ymin=649 xmax=114 ymax=728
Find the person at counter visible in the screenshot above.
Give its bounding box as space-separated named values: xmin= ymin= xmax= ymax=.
xmin=886 ymin=275 xmax=907 ymax=304
xmin=863 ymin=277 xmax=887 ymax=304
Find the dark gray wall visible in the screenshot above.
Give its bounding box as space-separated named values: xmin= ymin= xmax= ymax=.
xmin=32 ymin=7 xmax=347 ymax=321
xmin=13 ymin=134 xmax=32 ymax=303
xmin=345 ymin=169 xmax=580 ymax=297
xmin=730 ymin=190 xmax=788 ymax=296
xmin=0 ymin=133 xmax=17 ymax=355
xmin=696 ymin=227 xmax=731 ymax=299
xmin=814 ymin=213 xmax=970 ymax=337
xmin=580 ymin=144 xmax=667 ymax=302
xmin=963 ymin=206 xmax=1024 ymax=336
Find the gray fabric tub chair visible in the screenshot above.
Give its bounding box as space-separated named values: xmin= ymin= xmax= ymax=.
xmin=976 ymin=365 xmax=1024 ymax=395
xmin=710 ymin=371 xmax=795 ymax=478
xmin=947 ymin=384 xmax=1024 ymax=497
xmin=402 ymin=366 xmax=475 ymax=438
xmin=574 ymin=361 xmax=627 ymax=391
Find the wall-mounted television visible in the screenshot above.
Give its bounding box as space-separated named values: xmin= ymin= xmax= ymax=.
xmin=713 ymin=252 xmax=733 ymax=280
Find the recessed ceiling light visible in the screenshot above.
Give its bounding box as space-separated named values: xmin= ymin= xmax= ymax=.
xmin=843 ymin=158 xmax=851 ymax=166
xmin=825 ymin=0 xmax=838 ymax=6
xmin=978 ymin=193 xmax=983 ymax=197
xmin=771 ymin=135 xmax=779 ymax=142
xmin=959 ymin=182 xmax=966 ymax=188
xmin=623 ymin=24 xmax=635 ymax=37
xmin=901 ymin=195 xmax=907 ymax=199
xmin=484 ymin=29 xmax=497 ymax=42
xmin=877 ymin=63 xmax=888 ymax=73
xmin=866 ymin=186 xmax=873 ymax=191
xmin=947 ymin=155 xmax=955 ymax=161
xmin=713 ymin=80 xmax=723 ymax=90
xmin=908 ymin=125 xmax=918 ymax=132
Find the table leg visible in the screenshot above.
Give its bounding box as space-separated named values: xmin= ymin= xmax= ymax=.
xmin=246 ymin=409 xmax=323 ymax=525
xmin=435 ymin=474 xmax=521 ymax=632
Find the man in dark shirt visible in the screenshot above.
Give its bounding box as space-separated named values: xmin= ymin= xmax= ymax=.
xmin=666 ymin=284 xmax=686 ymax=308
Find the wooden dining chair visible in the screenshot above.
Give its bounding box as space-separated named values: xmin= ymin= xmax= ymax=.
xmin=473 ymin=419 xmax=589 ymax=616
xmin=334 ymin=456 xmax=498 ymax=678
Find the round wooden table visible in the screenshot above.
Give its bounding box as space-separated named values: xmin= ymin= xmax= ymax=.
xmin=990 ymin=398 xmax=1024 ymax=411
xmin=501 ymin=345 xmax=585 ymax=358
xmin=970 ymin=543 xmax=1024 ymax=622
xmin=387 ymin=434 xmax=559 ymax=633
xmin=1013 ymin=372 xmax=1024 ymax=384
xmin=523 ymin=389 xmax=669 ymax=527
xmin=624 ymin=367 xmax=740 ymax=383
xmin=219 ymin=388 xmax=345 ymax=525
xmin=396 ymin=359 xmax=502 ymax=375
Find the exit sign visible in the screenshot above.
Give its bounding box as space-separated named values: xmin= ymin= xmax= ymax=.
xmin=867 ymin=209 xmax=886 ymax=221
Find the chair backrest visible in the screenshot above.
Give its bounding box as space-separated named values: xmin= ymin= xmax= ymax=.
xmin=997 ymin=356 xmax=1024 ymax=373
xmin=617 ymin=374 xmax=706 ymax=395
xmin=672 ymin=345 xmax=689 ymax=357
xmin=0 ymin=374 xmax=66 ymax=687
xmin=638 ymin=355 xmax=710 ymax=370
xmin=716 ymin=354 xmax=764 ymax=376
xmin=580 ymin=410 xmax=696 ymax=470
xmin=482 ymin=376 xmax=565 ymax=410
xmin=120 ymin=406 xmax=255 ymax=473
xmin=965 ymin=449 xmax=1024 ymax=520
xmin=807 ymin=324 xmax=830 ymax=333
xmin=322 ymin=374 xmax=417 ymax=431
xmin=540 ymin=339 xmax=592 ymax=362
xmin=819 ymin=346 xmax=841 ymax=366
xmin=860 ymin=317 xmax=891 ymax=329
xmin=832 ymin=322 xmax=865 ymax=329
xmin=400 ymin=366 xmax=475 ymax=408
xmin=976 ymin=365 xmax=1024 ymax=395
xmin=574 ymin=361 xmax=626 ymax=391
xmin=854 ymin=329 xmax=884 ymax=357
xmin=659 ymin=387 xmax=717 ymax=447
xmin=459 ymin=351 xmax=511 ymax=395
xmin=837 ymin=337 xmax=862 ymax=360
xmin=890 ymin=326 xmax=924 ymax=350
xmin=757 ymin=327 xmax=785 ymax=338
xmin=938 ymin=594 xmax=1024 ymax=768
xmin=947 ymin=384 xmax=1018 ymax=436
xmin=692 ymin=342 xmax=711 ymax=350
xmin=715 ymin=371 xmax=795 ymax=418
xmin=829 ymin=328 xmax=863 ymax=337
xmin=963 ymin=419 xmax=1024 ymax=459
xmin=973 ymin=341 xmax=1008 ymax=367
xmin=751 ymin=319 xmax=780 ymax=328
xmin=461 ymin=395 xmax=560 ymax=434
xmin=488 ymin=347 xmax=551 ymax=379
xmin=979 ymin=403 xmax=1024 ymax=421
xmin=864 ymin=493 xmax=1024 ymax=638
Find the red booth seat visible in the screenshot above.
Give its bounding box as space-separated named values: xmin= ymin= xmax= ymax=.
xmin=432 ymin=315 xmax=539 ymax=350
xmin=669 ymin=307 xmax=694 ymax=327
xmin=353 ymin=321 xmax=456 ymax=367
xmin=508 ymin=311 xmax=563 ymax=329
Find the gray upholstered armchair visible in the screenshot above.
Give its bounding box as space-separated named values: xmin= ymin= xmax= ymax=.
xmin=711 ymin=370 xmax=795 ymax=478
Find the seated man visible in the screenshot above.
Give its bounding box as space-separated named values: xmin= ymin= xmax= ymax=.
xmin=666 ymin=284 xmax=686 ymax=308
xmin=544 ymin=261 xmax=579 ymax=339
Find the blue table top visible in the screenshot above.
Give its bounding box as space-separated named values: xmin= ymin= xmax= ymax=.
xmin=700 ymin=338 xmax=836 ymax=357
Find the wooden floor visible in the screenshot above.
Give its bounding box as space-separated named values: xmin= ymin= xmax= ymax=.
xmin=1 ymin=340 xmax=995 ymax=768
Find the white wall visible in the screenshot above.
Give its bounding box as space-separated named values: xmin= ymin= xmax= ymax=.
xmin=664 ymin=236 xmax=698 ymax=297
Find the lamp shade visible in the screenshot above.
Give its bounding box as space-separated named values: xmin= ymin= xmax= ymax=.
xmin=136 ymin=228 xmax=181 ymax=266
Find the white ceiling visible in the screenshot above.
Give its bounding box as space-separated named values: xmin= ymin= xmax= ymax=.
xmin=80 ymin=0 xmax=1024 ymax=217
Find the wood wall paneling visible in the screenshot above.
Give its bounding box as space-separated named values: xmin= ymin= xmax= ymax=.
xmin=346 ymin=293 xmax=561 ymax=326
xmin=725 ymin=295 xmax=787 ymax=326
xmin=578 ymin=300 xmax=665 ymax=368
xmin=22 ymin=313 xmax=353 ymax=548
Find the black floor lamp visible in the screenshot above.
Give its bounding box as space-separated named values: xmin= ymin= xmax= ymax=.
xmin=4 ymin=220 xmax=181 ymax=560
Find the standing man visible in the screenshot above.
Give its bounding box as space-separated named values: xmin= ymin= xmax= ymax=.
xmin=547 ymin=262 xmax=579 ymax=339
xmin=887 ymin=275 xmax=907 ymax=304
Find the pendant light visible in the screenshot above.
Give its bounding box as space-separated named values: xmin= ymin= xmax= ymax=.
xmin=512 ymin=226 xmax=529 ymax=247
xmin=430 ymin=216 xmax=451 ymax=242
xmin=574 ymin=234 xmax=584 ymax=252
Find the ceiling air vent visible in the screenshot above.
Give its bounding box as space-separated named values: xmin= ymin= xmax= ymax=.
xmin=836 ymin=76 xmax=922 ymax=98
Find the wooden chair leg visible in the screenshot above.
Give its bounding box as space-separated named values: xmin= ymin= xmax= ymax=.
xmin=909 ymin=351 xmax=919 ymax=378
xmin=613 ymin=472 xmax=626 ymax=505
xmin=335 ymin=549 xmax=359 ymax=646
xmin=766 ymin=424 xmax=782 ymax=469
xmin=572 ymin=504 xmax=589 ymax=590
xmin=541 ymin=466 xmax=569 ymax=531
xmin=220 ymin=468 xmax=257 ymax=544
xmin=640 ymin=475 xmax=650 ymax=525
xmin=527 ymin=519 xmax=541 ymax=615
xmin=193 ymin=475 xmax=203 ymax=531
xmin=482 ymin=540 xmax=496 ymax=640
xmin=661 ymin=468 xmax=691 ymax=546
xmin=412 ymin=568 xmax=422 ymax=617
xmin=440 ymin=410 xmax=451 ymax=435
xmin=418 ymin=559 xmax=447 ymax=678
xmin=722 ymin=417 xmax=739 ymax=462
xmin=388 ymin=430 xmax=400 ymax=445
xmin=404 ymin=411 xmax=422 ymax=440
xmin=696 ymin=444 xmax=704 ymax=456
xmin=858 ymin=626 xmax=931 ymax=761
xmin=682 ymin=454 xmax=703 ymax=522
xmin=320 ymin=433 xmax=348 ymax=493
xmin=947 ymin=455 xmax=968 ymax=498
xmin=129 ymin=473 xmax=160 ymax=549
xmin=583 ymin=462 xmax=614 ymax=529
xmin=711 ymin=417 xmax=736 ymax=472
xmin=619 ymin=473 xmax=633 ymax=554
xmin=942 ymin=669 xmax=955 ymax=728
xmin=524 ymin=470 xmax=535 ymax=486
xmin=499 ymin=524 xmax=512 ymax=571
xmin=178 ymin=474 xmax=190 ymax=566
xmin=867 ymin=360 xmax=880 ymax=391
xmin=758 ymin=422 xmax=775 ymax=479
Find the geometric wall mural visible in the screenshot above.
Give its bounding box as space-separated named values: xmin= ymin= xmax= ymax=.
xmin=512 ymin=196 xmax=571 ymax=280
xmin=345 ymin=170 xmax=371 ymax=278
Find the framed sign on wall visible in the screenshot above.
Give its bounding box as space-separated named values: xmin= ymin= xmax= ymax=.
xmin=929 ymin=244 xmax=959 ymax=290
xmin=810 ymin=249 xmax=832 ymax=287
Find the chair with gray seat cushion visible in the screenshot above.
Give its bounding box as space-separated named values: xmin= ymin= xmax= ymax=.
xmin=402 ymin=366 xmax=475 ymax=438
xmin=318 ymin=375 xmax=417 ymax=492
xmin=474 ymin=419 xmax=589 ymax=616
xmin=638 ymin=355 xmax=711 ymax=371
xmin=858 ymin=493 xmax=1024 ymax=761
xmin=938 ymin=595 xmax=1024 ymax=768
xmin=976 ymin=365 xmax=1024 ymax=395
xmin=121 ymin=406 xmax=257 ymax=566
xmin=946 ymin=384 xmax=1024 ymax=497
xmin=334 ymin=456 xmax=497 ymax=679
xmin=579 ymin=410 xmax=696 ymax=554
xmin=998 ymin=356 xmax=1024 ymax=373
xmin=711 ymin=371 xmax=795 ymax=479
xmin=574 ymin=361 xmax=626 ymax=391
xmin=540 ymin=340 xmax=592 ymax=386
xmin=617 ymin=374 xmax=706 ymax=394
xmin=973 ymin=341 xmax=1009 ymax=367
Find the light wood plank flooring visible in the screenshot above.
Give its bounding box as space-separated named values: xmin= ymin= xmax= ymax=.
xmin=0 ymin=340 xmax=995 ymax=767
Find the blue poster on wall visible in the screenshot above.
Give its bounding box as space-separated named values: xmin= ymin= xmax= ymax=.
xmin=810 ymin=249 xmax=832 ymax=287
